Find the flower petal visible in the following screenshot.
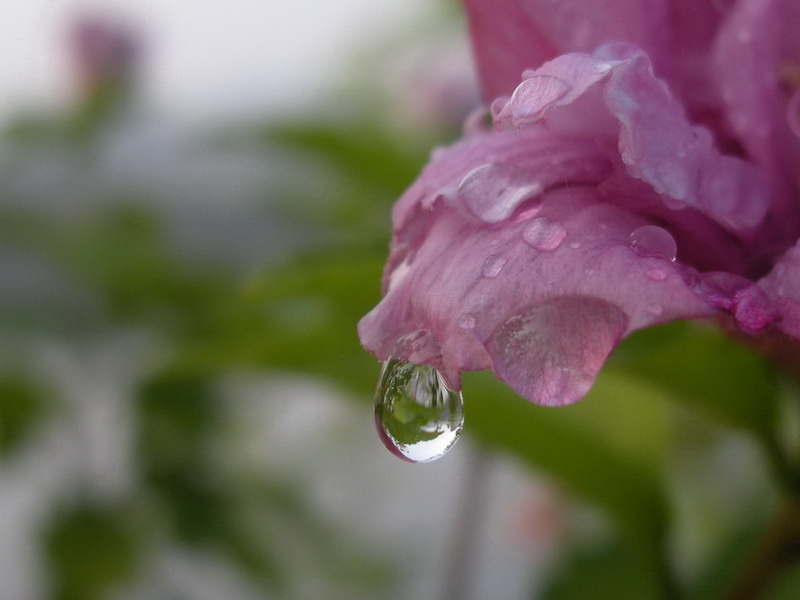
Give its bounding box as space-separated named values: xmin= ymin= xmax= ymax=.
xmin=358 ymin=130 xmax=715 ymax=404
xmin=492 ymin=46 xmax=769 ymax=234
xmin=759 ymin=242 xmax=800 ymax=339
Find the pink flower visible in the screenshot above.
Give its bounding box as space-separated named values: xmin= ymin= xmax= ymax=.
xmin=358 ymin=0 xmax=800 ymax=406
xmin=71 ymin=15 xmax=140 ymax=99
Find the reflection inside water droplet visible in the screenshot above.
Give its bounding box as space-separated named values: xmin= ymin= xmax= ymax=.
xmin=374 ymin=360 xmax=464 ymax=463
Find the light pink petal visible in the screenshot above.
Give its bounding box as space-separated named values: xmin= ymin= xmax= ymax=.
xmin=492 ymin=46 xmax=769 ymax=234
xmin=711 ymin=0 xmax=800 ymax=244
xmin=358 ymin=137 xmax=715 ymax=404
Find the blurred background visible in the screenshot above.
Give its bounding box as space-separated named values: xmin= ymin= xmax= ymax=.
xmin=0 ymin=1 xmax=796 ymax=599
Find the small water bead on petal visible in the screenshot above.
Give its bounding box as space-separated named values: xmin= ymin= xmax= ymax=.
xmin=509 ymin=75 xmax=571 ymax=125
xmin=569 ymin=241 xmax=581 ymax=249
xmin=457 ymin=313 xmax=477 ymax=330
xmin=481 ymin=254 xmax=507 ymax=278
xmin=645 ymin=268 xmax=668 ymax=281
xmin=629 ymin=225 xmax=677 ymax=262
xmin=647 ymin=304 xmax=664 ymax=316
xmin=523 ymin=217 xmax=567 ymax=252
xmin=788 ymin=90 xmax=800 ymax=139
xmin=593 ymin=61 xmax=613 ymax=74
xmin=374 ymin=360 xmax=464 ymax=463
xmin=457 ymin=163 xmax=542 ymax=223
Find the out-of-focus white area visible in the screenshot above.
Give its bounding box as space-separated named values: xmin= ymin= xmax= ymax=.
xmin=0 ymin=0 xmax=430 ymax=124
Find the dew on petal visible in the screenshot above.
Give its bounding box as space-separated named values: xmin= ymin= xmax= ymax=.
xmin=457 ymin=313 xmax=477 ymax=330
xmin=647 ymin=304 xmax=664 ymax=316
xmin=629 ymin=225 xmax=677 ymax=261
xmin=509 ymin=75 xmax=571 ymax=125
xmin=374 ymin=359 xmax=464 ymax=463
xmin=457 ymin=163 xmax=542 ymax=223
xmin=645 ymin=267 xmax=668 ymax=281
xmin=788 ymin=90 xmax=800 ymax=139
xmin=593 ymin=61 xmax=614 ymax=74
xmin=522 ymin=217 xmax=567 ymax=252
xmin=569 ymin=241 xmax=581 ymax=249
xmin=481 ymin=254 xmax=507 ymax=278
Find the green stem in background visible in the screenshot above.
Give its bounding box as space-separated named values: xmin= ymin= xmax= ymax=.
xmin=761 ymin=431 xmax=800 ymax=496
xmin=440 ymin=446 xmax=493 ymax=600
xmin=722 ymin=495 xmax=800 ymax=600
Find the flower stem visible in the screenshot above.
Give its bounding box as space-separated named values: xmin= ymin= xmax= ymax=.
xmin=722 ymin=496 xmax=800 ymax=600
xmin=440 ymin=445 xmax=492 ymax=600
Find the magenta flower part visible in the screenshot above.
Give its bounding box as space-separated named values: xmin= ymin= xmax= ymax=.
xmin=358 ymin=0 xmax=800 ymax=406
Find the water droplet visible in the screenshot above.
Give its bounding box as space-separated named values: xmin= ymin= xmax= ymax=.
xmin=457 ymin=313 xmax=476 ymax=330
xmin=374 ymin=360 xmax=464 ymax=463
xmin=647 ymin=304 xmax=664 ymax=316
xmin=522 ymin=217 xmax=567 ymax=251
xmin=509 ymin=75 xmax=571 ymax=125
xmin=481 ymin=254 xmax=507 ymax=278
xmin=788 ymin=90 xmax=800 ymax=139
xmin=629 ymin=225 xmax=677 ymax=262
xmin=593 ymin=61 xmax=613 ymax=74
xmin=645 ymin=267 xmax=667 ymax=281
xmin=569 ymin=241 xmax=581 ymax=249
xmin=457 ymin=163 xmax=542 ymax=223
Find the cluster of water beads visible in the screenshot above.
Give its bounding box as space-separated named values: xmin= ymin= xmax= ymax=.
xmin=374 ymin=359 xmax=464 ymax=463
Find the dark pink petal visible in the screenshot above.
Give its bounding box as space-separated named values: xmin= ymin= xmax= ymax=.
xmin=692 ymin=272 xmax=778 ymax=334
xmin=462 ymin=0 xmax=672 ymax=100
xmin=759 ymin=243 xmax=800 ymax=338
xmin=461 ymin=0 xmax=559 ymax=101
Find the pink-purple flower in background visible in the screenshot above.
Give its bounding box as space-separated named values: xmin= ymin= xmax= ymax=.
xmin=359 ymin=0 xmax=800 ymax=408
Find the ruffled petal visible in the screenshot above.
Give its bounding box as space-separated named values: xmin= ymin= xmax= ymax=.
xmin=358 ymin=129 xmax=715 ymax=405
xmin=759 ymin=242 xmax=800 ymax=339
xmin=492 ymin=45 xmax=769 ymax=235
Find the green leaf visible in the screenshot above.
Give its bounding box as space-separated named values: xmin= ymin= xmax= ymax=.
xmin=176 ymin=246 xmax=386 ymax=397
xmin=541 ymin=540 xmax=664 ymax=600
xmin=0 ymin=376 xmax=50 ymax=455
xmin=44 ymin=504 xmax=140 ymax=600
xmin=613 ymin=322 xmax=779 ymax=437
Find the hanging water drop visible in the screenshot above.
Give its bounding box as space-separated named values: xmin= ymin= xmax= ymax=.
xmin=374 ymin=360 xmax=464 ymax=463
